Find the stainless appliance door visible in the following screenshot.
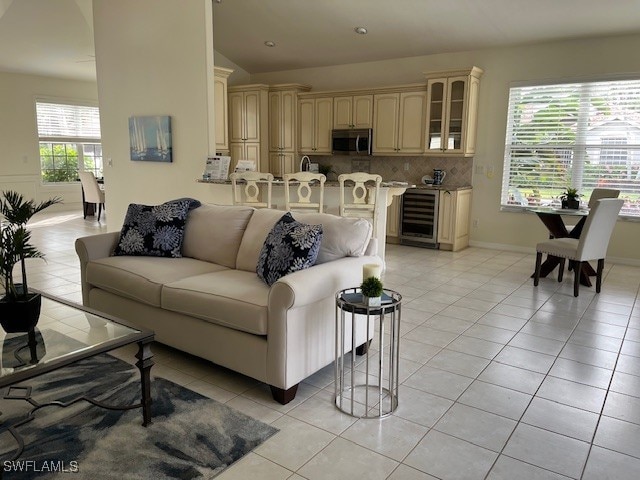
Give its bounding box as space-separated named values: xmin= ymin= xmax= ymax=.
xmin=332 ymin=129 xmax=372 ymax=155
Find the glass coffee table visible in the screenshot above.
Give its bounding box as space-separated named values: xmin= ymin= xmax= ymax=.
xmin=0 ymin=292 xmax=154 ymax=460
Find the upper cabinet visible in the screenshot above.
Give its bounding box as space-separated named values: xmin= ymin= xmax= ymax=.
xmin=298 ymin=96 xmax=333 ymax=154
xmin=333 ymin=95 xmax=373 ymax=129
xmin=269 ymin=84 xmax=311 ymax=175
xmin=424 ymin=67 xmax=483 ymax=157
xmin=227 ymin=84 xmax=269 ymax=172
xmin=373 ymin=90 xmax=426 ymax=155
xmin=213 ymin=66 xmax=233 ymax=154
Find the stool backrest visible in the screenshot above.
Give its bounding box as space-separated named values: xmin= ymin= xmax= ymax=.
xmin=284 ymin=172 xmax=326 ymax=213
xmin=230 ymin=171 xmax=273 ymax=208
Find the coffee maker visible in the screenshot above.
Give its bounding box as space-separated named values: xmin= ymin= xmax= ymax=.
xmin=433 ymin=169 xmax=447 ymax=185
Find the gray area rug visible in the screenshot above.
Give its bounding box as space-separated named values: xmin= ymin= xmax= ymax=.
xmin=0 ymin=331 xmax=278 ymax=479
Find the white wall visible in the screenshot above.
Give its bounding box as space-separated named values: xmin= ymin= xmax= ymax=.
xmin=0 ymin=71 xmax=98 ymax=209
xmin=93 ymin=0 xmax=223 ymax=231
xmin=250 ymin=33 xmax=640 ymax=263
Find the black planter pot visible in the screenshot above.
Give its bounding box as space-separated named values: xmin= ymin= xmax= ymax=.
xmin=0 ymin=293 xmax=42 ymax=333
xmin=561 ymin=199 xmax=580 ymax=209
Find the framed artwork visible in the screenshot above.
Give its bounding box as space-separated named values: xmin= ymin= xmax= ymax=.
xmin=129 ymin=116 xmax=172 ymax=162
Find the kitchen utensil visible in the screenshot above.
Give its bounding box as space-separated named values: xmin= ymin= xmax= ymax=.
xmin=433 ymin=169 xmax=447 ymax=185
xmin=421 ymin=175 xmax=434 ymax=185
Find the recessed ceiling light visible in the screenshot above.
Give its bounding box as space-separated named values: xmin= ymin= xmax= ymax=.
xmin=264 ymin=41 xmax=276 ymax=47
xmin=354 ymin=27 xmax=368 ymax=35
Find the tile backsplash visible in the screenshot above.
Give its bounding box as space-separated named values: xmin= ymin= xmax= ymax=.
xmin=313 ymin=155 xmax=473 ymax=187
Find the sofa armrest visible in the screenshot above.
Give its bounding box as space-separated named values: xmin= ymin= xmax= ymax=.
xmin=75 ymin=232 xmax=119 ymax=305
xmin=267 ymin=254 xmax=382 ymax=389
xmin=269 ymin=255 xmax=383 ymax=310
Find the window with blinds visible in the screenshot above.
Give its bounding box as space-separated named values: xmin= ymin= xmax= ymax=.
xmin=501 ymin=79 xmax=640 ymax=217
xmin=36 ymin=101 xmax=102 ymax=183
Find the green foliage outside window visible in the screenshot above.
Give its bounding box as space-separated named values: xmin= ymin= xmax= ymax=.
xmin=39 ymin=143 xmax=102 ymax=183
xmin=40 ymin=143 xmax=79 ymax=183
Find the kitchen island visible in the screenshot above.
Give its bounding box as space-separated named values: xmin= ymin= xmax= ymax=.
xmin=197 ymin=179 xmax=411 ymax=265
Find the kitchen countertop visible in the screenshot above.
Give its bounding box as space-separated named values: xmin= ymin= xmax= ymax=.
xmin=410 ymin=184 xmax=472 ymax=191
xmin=197 ymin=178 xmax=415 ymax=188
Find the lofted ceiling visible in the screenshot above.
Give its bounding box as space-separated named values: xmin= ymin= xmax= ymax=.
xmin=1 ymin=0 xmax=640 ymax=81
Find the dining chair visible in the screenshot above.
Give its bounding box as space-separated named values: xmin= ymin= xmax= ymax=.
xmin=338 ymin=172 xmax=382 ymax=232
xmin=229 ymin=171 xmax=273 ymax=208
xmin=283 ymin=172 xmax=326 ymax=213
xmin=565 ymin=188 xmax=620 ymax=235
xmin=534 ymin=198 xmax=623 ymax=297
xmin=78 ymin=171 xmax=105 ymax=221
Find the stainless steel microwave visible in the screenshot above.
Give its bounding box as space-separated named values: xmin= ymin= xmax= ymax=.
xmin=331 ymin=129 xmax=373 ymax=155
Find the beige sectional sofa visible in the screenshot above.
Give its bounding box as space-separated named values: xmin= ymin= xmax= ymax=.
xmin=75 ymin=204 xmax=381 ymax=404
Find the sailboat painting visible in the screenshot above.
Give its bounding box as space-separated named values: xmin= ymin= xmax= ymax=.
xmin=128 ymin=116 xmax=172 ymax=162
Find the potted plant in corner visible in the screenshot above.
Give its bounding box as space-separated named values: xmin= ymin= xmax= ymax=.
xmin=361 ymin=276 xmax=384 ymax=307
xmin=560 ymin=187 xmax=581 ymax=210
xmin=0 ymin=191 xmax=61 ymax=333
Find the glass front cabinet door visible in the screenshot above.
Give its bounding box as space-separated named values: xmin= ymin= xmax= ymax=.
xmin=425 ymin=67 xmax=483 ymax=157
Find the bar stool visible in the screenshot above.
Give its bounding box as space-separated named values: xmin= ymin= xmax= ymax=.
xmin=229 ymin=171 xmax=273 ymax=208
xmin=283 ymin=172 xmax=326 ymax=213
xmin=338 ymin=173 xmax=382 ymax=232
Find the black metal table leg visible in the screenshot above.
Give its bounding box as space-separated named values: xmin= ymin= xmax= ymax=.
xmin=135 ymin=339 xmax=154 ymax=426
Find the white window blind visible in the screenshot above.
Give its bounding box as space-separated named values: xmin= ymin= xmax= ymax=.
xmin=36 ymin=101 xmax=101 ymax=142
xmin=501 ymin=79 xmax=640 ymax=217
xmin=36 ymin=100 xmax=102 ymax=183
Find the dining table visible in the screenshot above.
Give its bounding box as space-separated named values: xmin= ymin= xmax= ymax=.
xmin=527 ymin=206 xmax=595 ymax=286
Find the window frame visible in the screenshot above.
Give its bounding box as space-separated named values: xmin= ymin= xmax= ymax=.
xmin=501 ymin=74 xmax=640 ymax=220
xmin=35 ymin=98 xmax=102 ymax=185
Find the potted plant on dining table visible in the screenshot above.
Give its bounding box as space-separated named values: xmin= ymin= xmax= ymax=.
xmin=560 ymin=187 xmax=581 ymax=210
xmin=0 ymin=191 xmax=61 ymax=333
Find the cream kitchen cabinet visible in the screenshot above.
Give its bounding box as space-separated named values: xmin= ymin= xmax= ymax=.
xmin=269 ymin=84 xmax=311 ymax=175
xmin=437 ymin=188 xmax=472 ymax=251
xmin=386 ymin=196 xmax=401 ymax=242
xmin=425 ymin=67 xmax=482 ymax=157
xmin=298 ymin=96 xmax=333 ymax=154
xmin=228 ymin=84 xmax=269 ymax=172
xmin=333 ymin=95 xmax=373 ymax=129
xmin=373 ymin=90 xmax=427 ymax=155
xmin=269 ymin=151 xmax=295 ymax=179
xmin=213 ymin=66 xmax=233 ymax=154
xmin=230 ymin=142 xmax=261 ymax=168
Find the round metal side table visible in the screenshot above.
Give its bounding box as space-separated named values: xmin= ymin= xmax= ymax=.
xmin=334 ymin=287 xmax=402 ymax=418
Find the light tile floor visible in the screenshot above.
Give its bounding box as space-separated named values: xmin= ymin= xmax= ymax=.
xmin=18 ymin=211 xmax=640 ymax=479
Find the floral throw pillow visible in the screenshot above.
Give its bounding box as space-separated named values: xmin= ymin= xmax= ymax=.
xmin=112 ymin=198 xmax=200 ymax=258
xmin=257 ymin=212 xmax=323 ymax=286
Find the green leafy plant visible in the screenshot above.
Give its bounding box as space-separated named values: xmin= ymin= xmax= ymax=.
xmin=360 ymin=276 xmax=383 ymax=298
xmin=0 ymin=191 xmax=61 ymax=300
xmin=560 ymin=187 xmax=580 ymax=201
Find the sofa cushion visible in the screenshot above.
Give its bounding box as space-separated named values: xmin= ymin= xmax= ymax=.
xmin=292 ymin=212 xmax=373 ymax=264
xmin=112 ymin=199 xmax=197 ymax=258
xmin=162 ymin=270 xmax=270 ymax=335
xmin=86 ymin=256 xmax=227 ymax=307
xmin=257 ymin=212 xmax=323 ymax=286
xmin=236 ymin=208 xmax=373 ymax=272
xmin=182 ymin=204 xmax=254 ymax=268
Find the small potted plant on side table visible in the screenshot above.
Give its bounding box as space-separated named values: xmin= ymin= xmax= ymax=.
xmin=0 ymin=191 xmax=61 ymax=333
xmin=560 ymin=187 xmax=581 ymax=210
xmin=361 ymin=276 xmax=383 ymax=307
